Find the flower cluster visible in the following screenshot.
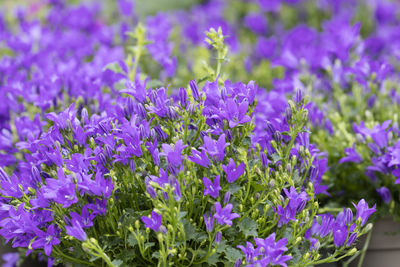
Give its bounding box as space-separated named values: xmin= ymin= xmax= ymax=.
xmin=0 ymin=0 xmax=386 ymax=266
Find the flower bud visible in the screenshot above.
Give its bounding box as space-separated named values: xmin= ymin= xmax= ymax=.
xmin=344 ymin=208 xmax=353 ymax=225
xmin=265 ymin=120 xmax=275 ymax=135
xmin=215 ymin=232 xmax=222 ymax=243
xmin=179 ymin=87 xmax=188 ymax=107
xmin=273 ymin=131 xmax=282 ymax=143
xmin=347 ymin=247 xmax=357 ymax=256
xmin=295 ymin=88 xmax=303 ymax=104
xmin=223 ymin=191 xmax=231 ymax=204
xmin=189 ymin=79 xmax=200 ymax=101
xmin=347 ymin=232 xmax=357 ymax=246
xmin=285 ymin=107 xmax=292 ymax=124
xmin=31 ymin=166 xmax=41 ymax=183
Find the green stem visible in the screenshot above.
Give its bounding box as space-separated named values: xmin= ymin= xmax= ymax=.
xmin=357 ymin=227 xmax=373 ymax=267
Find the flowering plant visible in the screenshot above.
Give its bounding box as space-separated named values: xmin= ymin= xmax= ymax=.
xmin=0 ymin=0 xmax=380 ymax=266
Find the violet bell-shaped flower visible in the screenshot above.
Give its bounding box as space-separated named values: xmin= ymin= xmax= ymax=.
xmin=202 ymin=175 xmax=221 ymax=199
xmin=221 ymin=158 xmax=245 ymax=183
xmin=213 ymin=202 xmax=240 ymax=226
xmin=141 ymin=211 xmax=163 ymax=232
xmin=200 ymin=134 xmax=229 ymax=162
xmin=353 ymin=199 xmax=376 ymax=226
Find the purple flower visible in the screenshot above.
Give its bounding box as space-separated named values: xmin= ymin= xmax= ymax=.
xmin=188 ymin=148 xmax=210 ymax=167
xmin=31 ymin=224 xmax=61 ymax=256
xmin=275 ymin=205 xmax=297 ymax=227
xmin=203 ymin=175 xmax=221 ymax=199
xmin=213 ymin=202 xmax=240 ymax=226
xmin=353 ymin=199 xmax=376 ymax=226
xmin=201 ymin=134 xmax=229 ymax=162
xmin=204 ymin=214 xmax=215 ymax=232
xmin=332 ymin=224 xmax=348 ymax=247
xmin=69 ymin=205 xmax=95 ymax=229
xmin=66 ymin=220 xmax=87 ymax=241
xmin=339 ymin=145 xmax=362 ymax=164
xmin=141 ymin=211 xmax=162 ymax=232
xmin=117 ymin=0 xmax=134 ymax=17
xmin=2 ymin=252 xmax=18 ymax=267
xmin=283 ymin=187 xmax=309 ymax=211
xmin=161 ymin=140 xmax=187 ymax=168
xmin=377 ymin=186 xmax=391 ymax=204
xmin=244 ymin=12 xmax=267 ymax=34
xmin=221 ymin=98 xmax=251 ymax=128
xmin=222 ymin=158 xmax=245 ymax=183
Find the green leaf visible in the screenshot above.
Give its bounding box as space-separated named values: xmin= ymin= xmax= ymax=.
xmin=237 ymin=218 xmax=258 ymax=238
xmin=228 ymin=183 xmax=241 ymax=194
xmin=206 ymin=253 xmax=219 ymax=266
xmin=103 ymin=62 xmax=125 ymax=75
xmin=144 ymin=242 xmax=155 ymax=250
xmin=112 ymin=259 xmax=123 ymax=267
xmin=127 ymin=234 xmax=138 ymax=247
xmin=216 ymin=240 xmax=228 ymax=253
xmin=183 ymin=220 xmax=197 ymax=240
xmin=224 ymin=247 xmax=242 ymax=263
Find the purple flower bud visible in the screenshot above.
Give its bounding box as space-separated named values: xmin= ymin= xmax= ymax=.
xmin=129 ymin=160 xmax=136 ymax=173
xmin=126 ymin=97 xmax=134 ymax=115
xmin=221 ymin=87 xmax=228 ymax=100
xmin=179 ymin=87 xmax=187 ymax=107
xmin=226 ymin=130 xmax=232 ymax=141
xmin=234 ymin=259 xmax=242 ymax=267
xmin=139 ymin=124 xmax=147 ymax=139
xmin=99 ymin=122 xmax=108 ymax=134
xmin=81 ymin=108 xmax=89 ymax=123
xmin=189 ymin=79 xmax=200 ymax=101
xmin=31 ymin=166 xmax=41 ymax=183
xmin=136 ymin=103 xmax=147 ymax=119
xmin=0 ymin=167 xmax=10 ymax=181
xmin=146 ymin=185 xmax=157 ymax=198
xmin=265 ymin=120 xmax=275 ymax=135
xmin=104 ymin=145 xmax=113 ymax=159
xmin=285 ymin=107 xmax=292 ymax=123
xmin=215 ymin=231 xmax=222 ymax=243
xmin=204 ymin=214 xmax=214 ymax=232
xmin=167 ymin=106 xmax=178 ymax=120
xmin=149 ymin=90 xmax=158 ymax=104
xmin=99 ymin=153 xmax=107 ymax=166
xmin=295 ymin=89 xmax=303 ymax=104
xmin=154 ymin=125 xmax=168 ymax=141
xmin=187 ymin=103 xmax=196 ymax=114
xmin=224 ymin=191 xmax=231 ymax=204
xmin=347 ymin=232 xmax=357 ymax=246
xmin=150 ymin=129 xmax=157 ymax=141
xmin=260 ymin=151 xmax=269 ymax=168
xmin=344 ymin=208 xmax=353 ymax=225
xmin=160 ymin=225 xmax=168 ymax=234
xmin=273 ymin=131 xmax=282 ymax=143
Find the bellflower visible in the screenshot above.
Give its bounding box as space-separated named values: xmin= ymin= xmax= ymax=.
xmin=202 ymin=175 xmax=221 ymax=199
xmin=141 ymin=211 xmax=162 ymax=232
xmin=377 ymin=186 xmax=391 ymax=204
xmin=66 ymin=220 xmax=87 ymax=241
xmin=213 ymin=202 xmax=240 ymax=226
xmin=221 ymin=158 xmax=245 ymax=183
xmin=200 ymin=134 xmax=229 ymax=162
xmin=353 ymin=199 xmax=376 ymax=226
xmin=31 ymin=224 xmax=61 ymax=256
xmin=188 ymin=148 xmax=210 ymax=167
